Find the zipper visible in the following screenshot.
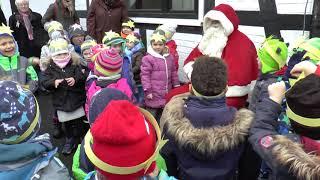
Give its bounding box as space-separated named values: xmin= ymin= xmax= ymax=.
xmin=163 ymin=57 xmax=169 ymax=93
xmin=9 ymin=57 xmax=15 ymax=81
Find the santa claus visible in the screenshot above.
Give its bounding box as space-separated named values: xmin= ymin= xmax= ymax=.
xmin=167 ymin=4 xmax=258 ymax=109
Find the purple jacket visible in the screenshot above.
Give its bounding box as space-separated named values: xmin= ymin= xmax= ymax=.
xmin=141 ymin=47 xmax=179 ymax=108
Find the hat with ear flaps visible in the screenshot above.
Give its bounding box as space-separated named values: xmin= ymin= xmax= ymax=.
xmin=84 ymin=100 xmax=167 ymax=180
xmin=285 ymin=73 xmax=320 ymax=140
xmin=0 ymin=81 xmax=41 ymax=144
xmin=258 ymin=36 xmax=288 ymax=74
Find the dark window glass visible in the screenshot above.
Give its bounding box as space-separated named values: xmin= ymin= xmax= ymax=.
xmin=126 ymin=0 xmax=161 ymax=10
xmin=171 ymin=0 xmax=195 ymax=11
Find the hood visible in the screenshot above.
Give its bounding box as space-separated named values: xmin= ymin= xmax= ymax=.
xmin=0 ymin=134 xmax=52 ymax=169
xmin=147 ymin=46 xmax=169 ymax=59
xmin=160 ymin=93 xmax=254 ymax=157
xmin=184 ymin=95 xmax=237 ymax=127
xmin=203 ymin=4 xmax=239 ymax=36
xmin=271 ymin=135 xmax=320 ymax=180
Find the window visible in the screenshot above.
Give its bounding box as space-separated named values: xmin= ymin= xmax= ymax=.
xmin=125 ymin=0 xmax=198 ymax=19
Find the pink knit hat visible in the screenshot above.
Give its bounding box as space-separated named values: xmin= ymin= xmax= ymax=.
xmin=94 ymin=48 xmax=123 ymax=77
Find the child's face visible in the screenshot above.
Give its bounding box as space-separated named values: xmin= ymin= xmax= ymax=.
xmin=53 ymin=53 xmax=69 ymax=60
xmin=0 ymin=36 xmax=16 ymax=57
xmin=151 ymin=41 xmax=165 ymax=54
xmin=122 ymin=27 xmax=133 ymax=35
xmin=111 ymin=43 xmax=123 ymax=54
xmin=72 ymin=35 xmax=85 ymax=46
xmin=126 ymin=41 xmax=135 ymax=50
xmin=82 ymin=49 xmax=92 ymax=61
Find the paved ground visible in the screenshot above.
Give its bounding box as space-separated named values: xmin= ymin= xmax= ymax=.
xmin=36 ymin=92 xmax=74 ymax=173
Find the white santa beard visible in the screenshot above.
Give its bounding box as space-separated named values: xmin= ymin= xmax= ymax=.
xmin=198 ymin=26 xmax=228 ymax=58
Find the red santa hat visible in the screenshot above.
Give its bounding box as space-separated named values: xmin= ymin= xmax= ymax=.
xmin=84 ymin=100 xmax=166 ymax=180
xmin=203 ymin=4 xmax=239 ymax=36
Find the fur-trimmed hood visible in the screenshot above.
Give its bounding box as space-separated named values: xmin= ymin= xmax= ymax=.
xmin=160 ymin=93 xmax=254 ymax=157
xmin=272 ymin=135 xmax=320 ymax=180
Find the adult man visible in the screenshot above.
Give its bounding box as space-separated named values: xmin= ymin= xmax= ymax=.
xmin=182 ymin=4 xmax=258 ymax=109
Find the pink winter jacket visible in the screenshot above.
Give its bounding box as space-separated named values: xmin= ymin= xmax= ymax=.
xmin=141 ymin=47 xmax=179 ymax=108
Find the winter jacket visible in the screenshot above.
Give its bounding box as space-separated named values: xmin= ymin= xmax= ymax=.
xmin=249 ymin=73 xmax=281 ymax=112
xmin=141 ymin=47 xmax=179 ymax=108
xmin=249 ymin=98 xmax=320 ymax=180
xmin=87 ymin=0 xmax=128 ymax=43
xmin=0 ymin=53 xmax=38 ymax=93
xmin=166 ymin=40 xmax=179 ymax=71
xmin=41 ymin=54 xmax=86 ymax=112
xmin=130 ymin=43 xmax=146 ymax=85
xmin=42 ymin=0 xmax=80 ymax=30
xmin=0 ymin=134 xmax=70 ymax=180
xmin=72 ymin=141 xmax=95 ymax=180
xmin=121 ymin=54 xmax=135 ymax=91
xmin=160 ymin=93 xmax=254 ymax=180
xmin=9 ymin=10 xmax=49 ymax=58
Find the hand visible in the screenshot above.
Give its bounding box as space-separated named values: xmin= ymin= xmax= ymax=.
xmin=32 ymin=57 xmax=40 ymax=66
xmin=146 ymin=94 xmax=153 ymax=100
xmin=268 ymin=81 xmax=286 ymax=104
xmin=65 ymin=77 xmax=75 ymax=86
xmin=55 ymin=79 xmax=64 ymax=88
xmin=290 ymin=61 xmax=317 ymax=77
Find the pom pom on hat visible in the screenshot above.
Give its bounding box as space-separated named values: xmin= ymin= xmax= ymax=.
xmin=94 ymin=48 xmax=123 ymax=77
xmin=0 ymin=81 xmax=40 ymax=144
xmin=89 ymin=100 xmax=157 ymax=179
xmin=44 ymin=21 xmax=63 ymax=34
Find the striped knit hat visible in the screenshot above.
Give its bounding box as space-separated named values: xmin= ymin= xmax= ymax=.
xmin=102 ymin=31 xmax=125 ymax=46
xmin=298 ymin=38 xmax=320 ymax=64
xmin=81 ymin=36 xmax=97 ymax=54
xmin=94 ymin=48 xmax=123 ymax=77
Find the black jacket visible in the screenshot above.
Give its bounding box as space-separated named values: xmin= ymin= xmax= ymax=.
xmin=9 ymin=10 xmax=49 ymax=58
xmin=41 ymin=58 xmax=85 ymax=112
xmin=249 ymin=98 xmax=320 ymax=180
xmin=132 ymin=48 xmax=145 ymax=85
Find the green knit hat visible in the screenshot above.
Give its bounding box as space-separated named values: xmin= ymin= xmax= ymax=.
xmin=299 ymin=38 xmax=320 ymax=64
xmin=102 ymin=31 xmax=125 ymax=46
xmin=258 ymin=36 xmax=288 ymax=74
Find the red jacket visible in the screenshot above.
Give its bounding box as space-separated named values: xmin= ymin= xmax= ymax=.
xmin=183 ymin=4 xmax=258 ymax=109
xmin=166 ymin=40 xmax=179 ymax=71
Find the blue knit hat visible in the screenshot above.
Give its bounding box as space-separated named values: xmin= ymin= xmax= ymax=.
xmin=0 ymin=81 xmax=40 ymax=144
xmin=89 ymin=88 xmax=129 ymax=125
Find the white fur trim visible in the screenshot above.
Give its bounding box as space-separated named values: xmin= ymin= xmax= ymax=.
xmin=183 ymin=61 xmax=194 ymax=80
xmin=204 ymin=10 xmax=234 ymax=36
xmin=226 ymin=80 xmax=256 ymax=97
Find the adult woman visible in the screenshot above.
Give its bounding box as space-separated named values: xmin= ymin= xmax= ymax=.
xmin=42 ymin=0 xmax=79 ymax=30
xmin=87 ymin=0 xmax=128 ymax=43
xmin=9 ymin=0 xmax=48 ymax=59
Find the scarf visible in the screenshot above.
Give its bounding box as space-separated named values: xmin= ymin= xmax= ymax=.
xmin=19 ymin=10 xmax=33 ymax=40
xmin=52 ymin=53 xmax=71 ymax=68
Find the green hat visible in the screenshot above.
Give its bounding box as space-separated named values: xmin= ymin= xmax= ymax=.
xmin=299 ymin=38 xmax=320 ymax=64
xmin=258 ymin=36 xmax=288 ymax=74
xmin=102 ymin=31 xmax=125 ymax=46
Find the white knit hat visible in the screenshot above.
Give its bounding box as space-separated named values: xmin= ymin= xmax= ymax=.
xmin=157 ymin=23 xmax=177 ymax=40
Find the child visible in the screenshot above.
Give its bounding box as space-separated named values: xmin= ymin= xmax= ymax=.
xmin=121 ymin=18 xmax=135 ymax=39
xmin=103 ymin=30 xmax=135 ymax=92
xmin=0 ymin=80 xmax=70 ymax=179
xmin=41 ymin=38 xmax=86 ymax=155
xmin=72 ymin=88 xmax=130 ymax=180
xmin=250 ymin=36 xmax=288 ymax=112
xmin=85 ymin=48 xmax=133 ymax=116
xmin=160 ymin=56 xmax=254 ymax=179
xmin=125 ymin=33 xmax=146 ymax=105
xmin=82 ymin=99 xmax=176 ymax=180
xmin=141 ymin=30 xmax=179 ymax=121
xmin=0 ymin=24 xmax=38 ymax=93
xmin=249 ymin=63 xmax=320 ymax=179
xmin=68 ymin=23 xmax=86 ymax=55
xmin=81 ymin=36 xmax=97 ymax=70
xmin=157 ymin=23 xmax=179 ymax=71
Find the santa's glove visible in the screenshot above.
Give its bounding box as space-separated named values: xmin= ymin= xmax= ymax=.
xmin=183 ymin=61 xmax=194 ymax=80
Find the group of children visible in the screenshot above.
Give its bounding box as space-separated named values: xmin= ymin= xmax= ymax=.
xmin=1 ymin=14 xmax=320 ymax=180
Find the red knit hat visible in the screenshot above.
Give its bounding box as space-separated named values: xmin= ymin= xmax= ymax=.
xmin=94 ymin=48 xmax=123 ymax=77
xmin=85 ymin=100 xmax=163 ymax=180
